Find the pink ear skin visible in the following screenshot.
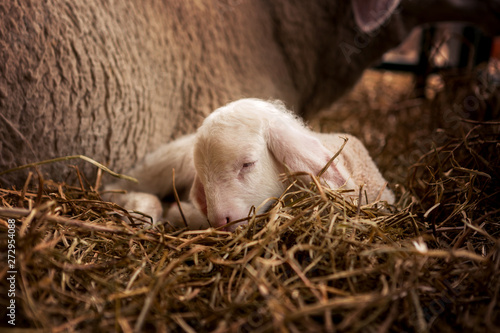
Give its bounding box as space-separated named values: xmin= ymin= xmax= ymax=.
xmin=352 ymin=0 xmax=401 ymax=33
xmin=189 ymin=175 xmax=208 ymax=216
xmin=267 ymin=122 xmax=347 ymax=188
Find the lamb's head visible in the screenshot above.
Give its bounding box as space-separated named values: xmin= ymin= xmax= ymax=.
xmin=190 ymin=99 xmax=287 ymax=230
xmin=190 ymin=98 xmax=353 ymax=230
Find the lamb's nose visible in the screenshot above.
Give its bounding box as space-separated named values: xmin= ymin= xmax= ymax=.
xmin=211 ymin=216 xmax=231 ymax=228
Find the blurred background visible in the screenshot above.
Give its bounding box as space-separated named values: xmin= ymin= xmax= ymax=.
xmin=311 ymin=23 xmax=499 ymax=188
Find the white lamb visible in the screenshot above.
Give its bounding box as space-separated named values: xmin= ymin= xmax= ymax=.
xmin=104 ymin=98 xmax=394 ymax=231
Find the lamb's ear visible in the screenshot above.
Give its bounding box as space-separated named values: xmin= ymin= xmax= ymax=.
xmin=266 ymin=120 xmax=348 ymax=188
xmin=352 ymin=0 xmax=401 ymax=34
xmin=189 ymin=174 xmax=208 ymax=216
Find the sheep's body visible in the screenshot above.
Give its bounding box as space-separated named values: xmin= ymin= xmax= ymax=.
xmin=105 ymin=99 xmax=394 ymax=230
xmin=314 ymin=132 xmax=394 ymax=203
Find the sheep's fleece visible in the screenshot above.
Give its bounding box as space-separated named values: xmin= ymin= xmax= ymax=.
xmin=105 ymin=99 xmax=394 ymax=231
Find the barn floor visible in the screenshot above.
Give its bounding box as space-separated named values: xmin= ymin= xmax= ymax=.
xmin=0 ymin=63 xmax=499 ymax=332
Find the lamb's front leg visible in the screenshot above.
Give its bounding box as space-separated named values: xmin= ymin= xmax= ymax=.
xmin=103 ymin=134 xmax=197 ymax=225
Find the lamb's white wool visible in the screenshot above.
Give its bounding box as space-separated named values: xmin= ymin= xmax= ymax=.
xmin=105 ymin=98 xmax=394 ymax=231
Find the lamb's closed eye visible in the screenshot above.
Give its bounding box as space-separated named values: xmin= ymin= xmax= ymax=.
xmin=238 ymin=161 xmax=257 ymax=180
xmin=242 ymin=161 xmax=256 ymax=170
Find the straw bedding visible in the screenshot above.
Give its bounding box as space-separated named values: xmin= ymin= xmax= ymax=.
xmin=0 ymin=65 xmax=499 ymax=332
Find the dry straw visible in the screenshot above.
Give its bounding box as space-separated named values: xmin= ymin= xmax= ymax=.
xmin=0 ymin=70 xmax=499 ymax=332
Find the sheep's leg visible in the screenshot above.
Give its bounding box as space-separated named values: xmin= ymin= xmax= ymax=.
xmin=114 ymin=191 xmax=164 ymax=226
xmin=105 ymin=134 xmax=196 ymax=197
xmin=103 ymin=134 xmax=197 ymax=225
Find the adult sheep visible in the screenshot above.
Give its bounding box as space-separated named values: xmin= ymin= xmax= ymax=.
xmin=1 ymin=0 xmax=498 ymax=186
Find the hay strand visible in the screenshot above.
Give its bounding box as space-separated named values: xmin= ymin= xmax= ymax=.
xmin=0 ymin=155 xmax=138 ymax=183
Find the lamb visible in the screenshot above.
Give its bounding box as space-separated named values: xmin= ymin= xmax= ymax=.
xmin=104 ymin=98 xmax=394 ymax=231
